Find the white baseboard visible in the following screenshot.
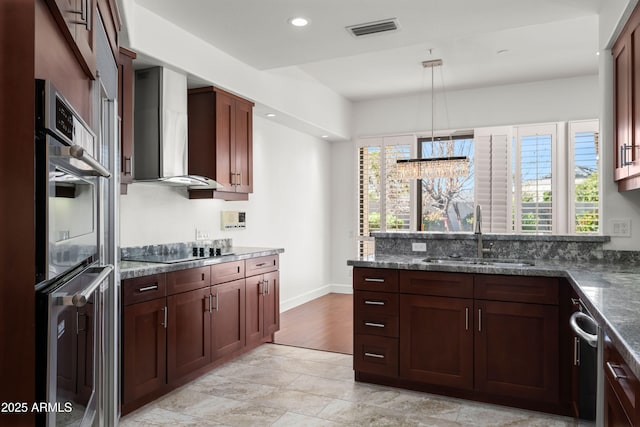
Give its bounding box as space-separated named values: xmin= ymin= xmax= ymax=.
xmin=280 ymin=283 xmax=352 ymax=312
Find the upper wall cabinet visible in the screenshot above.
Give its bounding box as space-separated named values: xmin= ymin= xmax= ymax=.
xmin=118 ymin=47 xmax=136 ymax=194
xmin=188 ymin=87 xmax=254 ymax=201
xmin=613 ymin=2 xmax=640 ymax=191
xmin=46 ymin=0 xmax=97 ymax=78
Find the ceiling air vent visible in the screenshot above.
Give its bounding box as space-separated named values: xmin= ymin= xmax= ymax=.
xmin=346 ymin=18 xmax=399 ymax=37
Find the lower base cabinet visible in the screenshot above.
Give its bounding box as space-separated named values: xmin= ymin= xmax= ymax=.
xmin=604 ymin=334 xmax=638 ymax=426
xmin=354 ymin=268 xmax=567 ymax=416
xmin=121 ymin=256 xmax=279 ymax=414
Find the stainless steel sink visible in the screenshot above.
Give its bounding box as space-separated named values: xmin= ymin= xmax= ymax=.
xmin=422 ymin=257 xmax=534 ymax=267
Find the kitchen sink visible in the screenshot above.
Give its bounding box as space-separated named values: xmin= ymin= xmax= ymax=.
xmin=422 ymin=257 xmax=534 ymax=267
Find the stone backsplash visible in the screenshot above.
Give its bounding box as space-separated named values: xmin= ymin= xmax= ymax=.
xmin=371 ymin=232 xmax=633 ymax=262
xmin=121 ymin=238 xmax=233 ymax=259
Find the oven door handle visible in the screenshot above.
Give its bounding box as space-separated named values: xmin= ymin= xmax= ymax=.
xmin=68 ymin=145 xmax=111 ymax=177
xmin=52 ymin=145 xmax=111 ymax=178
xmin=60 ymin=265 xmax=114 ymax=307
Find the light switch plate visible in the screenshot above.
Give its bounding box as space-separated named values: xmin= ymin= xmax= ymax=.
xmin=610 ymin=219 xmax=631 ymax=237
xmin=412 ymin=242 xmax=427 ymax=252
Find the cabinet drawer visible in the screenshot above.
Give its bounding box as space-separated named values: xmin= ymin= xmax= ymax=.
xmin=355 ymin=313 xmax=398 ymax=338
xmin=211 ymin=260 xmax=245 ymax=285
xmin=167 ymin=266 xmax=211 ymax=295
xmin=354 ymin=291 xmax=398 ymax=315
xmin=354 ymin=334 xmax=398 ymax=377
xmin=245 ymin=255 xmax=278 ymax=276
xmin=353 ymin=268 xmax=398 ymax=292
xmin=604 ymin=336 xmax=638 ymax=425
xmin=474 ymin=275 xmax=558 ymax=305
xmin=122 ymin=274 xmax=166 ymax=306
xmin=399 ymin=271 xmax=473 ymax=298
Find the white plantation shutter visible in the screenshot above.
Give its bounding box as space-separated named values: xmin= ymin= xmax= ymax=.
xmin=356 ymin=136 xmax=415 ymax=257
xmin=568 ymin=120 xmax=600 ymax=234
xmin=514 ymin=124 xmax=557 ymax=234
xmin=474 ymin=129 xmax=511 ymax=232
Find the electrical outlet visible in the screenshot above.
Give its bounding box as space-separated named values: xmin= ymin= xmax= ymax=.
xmin=611 ymin=219 xmax=631 ymax=237
xmin=412 ymin=242 xmax=427 ymax=252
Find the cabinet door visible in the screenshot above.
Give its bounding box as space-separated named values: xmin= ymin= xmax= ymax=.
xmin=399 ymin=294 xmax=473 ymax=390
xmin=245 ymin=275 xmax=265 ymax=346
xmin=605 ymin=376 xmax=634 ymax=426
xmin=212 ymin=279 xmax=246 ymax=360
xmin=167 ymin=288 xmax=211 ymax=383
xmin=122 ymin=298 xmax=166 ymax=404
xmin=234 ymin=98 xmax=253 ymax=193
xmin=614 ymin=35 xmax=632 ymax=181
xmin=632 ymin=24 xmax=640 ymax=178
xmin=263 ymin=271 xmax=280 ymax=337
xmin=215 ymin=91 xmax=235 ymax=188
xmin=118 ymin=47 xmax=136 ymax=190
xmin=47 ymin=0 xmax=96 ymax=78
xmin=474 ymin=300 xmax=559 ymax=403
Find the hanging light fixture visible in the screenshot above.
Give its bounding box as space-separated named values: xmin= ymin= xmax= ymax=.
xmin=396 ymin=59 xmax=470 ymax=179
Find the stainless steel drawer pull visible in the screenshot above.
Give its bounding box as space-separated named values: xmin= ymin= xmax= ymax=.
xmin=478 ymin=309 xmax=482 ymax=332
xmin=364 ymin=322 xmax=385 ymax=328
xmin=256 ymin=262 xmax=267 ymax=267
xmin=364 ymin=352 xmax=385 ymax=359
xmin=161 ymin=307 xmax=167 ymax=329
xmin=364 ymin=278 xmax=385 ymax=283
xmin=138 ymin=285 xmax=158 ymax=293
xmin=606 ymin=362 xmax=628 ymax=381
xmin=364 ymin=300 xmax=385 ymax=306
xmin=465 ymin=307 xmax=469 ymax=331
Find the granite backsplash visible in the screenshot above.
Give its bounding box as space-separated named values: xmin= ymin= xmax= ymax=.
xmin=372 ymin=232 xmax=640 ymax=264
xmin=121 ymin=238 xmax=233 ymax=259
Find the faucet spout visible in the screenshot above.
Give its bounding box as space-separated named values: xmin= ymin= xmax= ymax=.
xmin=475 ymin=205 xmax=483 ymax=258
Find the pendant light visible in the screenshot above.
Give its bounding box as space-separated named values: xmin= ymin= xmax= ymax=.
xmin=396 ymin=59 xmax=470 ymax=179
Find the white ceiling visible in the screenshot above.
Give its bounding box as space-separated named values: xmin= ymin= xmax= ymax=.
xmin=134 ymin=0 xmax=601 ymax=102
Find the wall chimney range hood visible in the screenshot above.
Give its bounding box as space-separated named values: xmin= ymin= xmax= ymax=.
xmin=134 ymin=67 xmax=220 ymax=188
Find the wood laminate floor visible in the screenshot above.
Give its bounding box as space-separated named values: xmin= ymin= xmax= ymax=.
xmin=274 ymin=293 xmax=353 ymax=355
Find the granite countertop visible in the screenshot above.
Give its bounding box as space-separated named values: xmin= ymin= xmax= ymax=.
xmin=347 ymin=255 xmax=640 ymax=380
xmin=120 ymin=247 xmax=284 ymax=280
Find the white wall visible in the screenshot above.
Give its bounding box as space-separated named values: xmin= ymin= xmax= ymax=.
xmin=120 ymin=116 xmax=333 ymax=311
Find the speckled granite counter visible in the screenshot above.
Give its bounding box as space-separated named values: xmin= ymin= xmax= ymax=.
xmin=120 ymin=247 xmax=284 ymax=280
xmin=347 ymin=255 xmax=640 ymax=381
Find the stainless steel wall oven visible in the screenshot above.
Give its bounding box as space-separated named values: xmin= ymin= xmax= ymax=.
xmin=35 ymin=80 xmax=113 ymax=427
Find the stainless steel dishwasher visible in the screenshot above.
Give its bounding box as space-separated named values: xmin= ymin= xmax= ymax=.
xmin=570 ymin=298 xmax=604 ymax=426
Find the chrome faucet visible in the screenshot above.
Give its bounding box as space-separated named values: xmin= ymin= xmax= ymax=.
xmin=474 ymin=205 xmax=488 ymax=258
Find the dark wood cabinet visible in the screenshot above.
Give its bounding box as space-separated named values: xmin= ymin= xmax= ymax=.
xmin=46 ymin=0 xmax=97 ymax=78
xmin=122 ymin=297 xmax=167 ymax=406
xmin=212 ymin=279 xmax=246 ymax=359
xmin=399 ymin=294 xmax=473 ymax=390
xmin=613 ymin=2 xmax=640 ymax=191
xmin=474 ymin=299 xmax=559 ymax=403
xmin=246 ymin=257 xmax=280 ymax=346
xmin=353 ymin=268 xmax=566 ymax=415
xmin=118 ymin=47 xmax=136 ymax=194
xmin=167 ymin=287 xmax=212 ymax=383
xmin=188 ymin=86 xmax=254 ymax=200
xmin=121 ymin=255 xmax=280 ymax=414
xmin=604 ymin=335 xmax=638 ymax=426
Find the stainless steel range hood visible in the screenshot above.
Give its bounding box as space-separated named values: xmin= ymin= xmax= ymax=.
xmin=134 ymin=67 xmax=220 ymax=187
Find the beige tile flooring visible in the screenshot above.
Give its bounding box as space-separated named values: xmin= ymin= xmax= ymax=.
xmin=120 ymin=344 xmax=586 ymax=426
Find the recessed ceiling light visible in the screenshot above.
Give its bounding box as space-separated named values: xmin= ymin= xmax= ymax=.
xmin=289 ymin=17 xmax=309 ymax=27
xmin=266 ymin=113 xmax=276 ymax=118
xmin=596 ymin=51 xmax=601 ymax=56
xmin=321 ymin=135 xmax=329 ymax=138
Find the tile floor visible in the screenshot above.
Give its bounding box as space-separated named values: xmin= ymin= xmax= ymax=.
xmin=120 ymin=344 xmax=586 ymax=426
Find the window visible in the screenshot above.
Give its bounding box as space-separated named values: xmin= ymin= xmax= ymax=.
xmin=357 ymin=136 xmax=415 ymax=257
xmin=355 ymin=120 xmax=600 ymax=255
xmin=418 ymin=136 xmax=474 ymax=231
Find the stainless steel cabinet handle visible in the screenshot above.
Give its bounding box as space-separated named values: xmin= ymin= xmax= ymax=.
xmin=607 ymin=362 xmax=628 ymax=381
xmin=478 ymin=309 xmax=482 ymax=332
xmin=138 ymin=285 xmax=158 ymax=293
xmin=256 ymin=262 xmax=267 ymax=267
xmin=215 ymin=293 xmax=219 ymax=311
xmin=239 ymin=171 xmax=243 ymax=186
xmin=209 ymin=294 xmax=213 ymax=313
xmin=364 ymin=322 xmax=385 ymax=328
xmin=465 ymin=307 xmax=469 ymax=331
xmin=265 ymin=279 xmax=270 ymax=295
xmin=574 ymin=337 xmax=580 ymax=366
xmin=364 ymin=352 xmax=385 ymax=359
xmin=124 ymin=156 xmax=132 ymax=175
xmin=161 ymin=307 xmax=167 ymax=329
xmin=364 ymin=300 xmax=385 ymax=306
xmin=364 ymin=278 xmax=385 ymax=283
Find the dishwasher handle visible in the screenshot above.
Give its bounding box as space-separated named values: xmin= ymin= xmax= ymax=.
xmin=570 ymin=311 xmax=598 ymax=348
